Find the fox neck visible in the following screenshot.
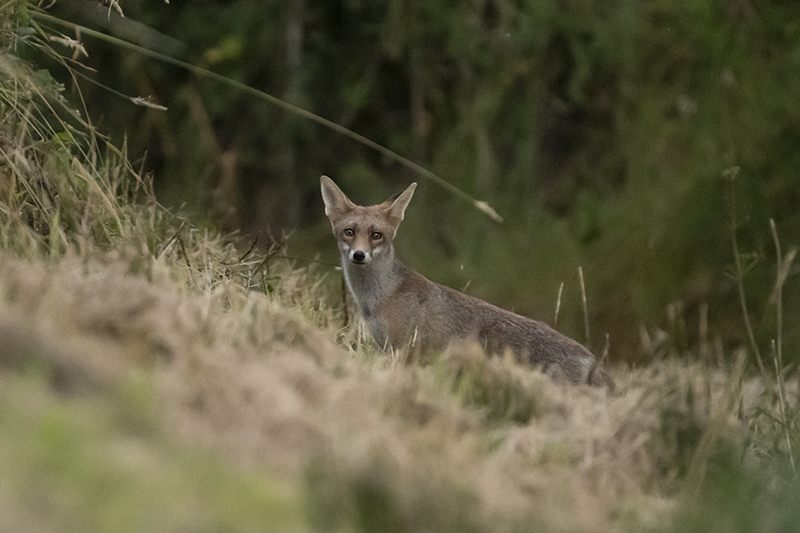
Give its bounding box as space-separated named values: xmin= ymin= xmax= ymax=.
xmin=341 ymin=245 xmax=406 ymax=317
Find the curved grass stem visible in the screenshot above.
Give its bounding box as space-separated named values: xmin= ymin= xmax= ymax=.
xmin=33 ymin=11 xmax=503 ymax=223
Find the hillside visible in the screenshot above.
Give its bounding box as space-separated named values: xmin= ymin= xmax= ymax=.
xmin=2 ymin=7 xmax=800 ymax=533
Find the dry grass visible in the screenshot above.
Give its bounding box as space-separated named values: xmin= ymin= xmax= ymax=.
xmin=1 ymin=6 xmax=799 ymax=532
xmin=0 ymin=253 xmax=726 ymax=530
xmin=1 ymin=244 xmax=796 ymax=532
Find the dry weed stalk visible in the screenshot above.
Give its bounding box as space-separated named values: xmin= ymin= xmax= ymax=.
xmin=769 ymin=219 xmax=797 ymax=475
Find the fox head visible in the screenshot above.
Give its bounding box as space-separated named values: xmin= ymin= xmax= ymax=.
xmin=320 ymin=176 xmax=416 ymax=266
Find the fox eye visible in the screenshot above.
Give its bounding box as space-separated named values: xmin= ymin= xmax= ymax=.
xmin=343 ymin=228 xmax=355 ymax=237
xmin=371 ymin=231 xmax=382 ymax=240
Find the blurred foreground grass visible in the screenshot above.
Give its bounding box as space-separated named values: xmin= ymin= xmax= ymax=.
xmin=1 ymin=4 xmax=799 ymax=532
xmin=0 ymin=370 xmax=306 ymax=533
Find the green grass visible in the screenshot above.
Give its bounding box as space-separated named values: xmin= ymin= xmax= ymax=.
xmin=1 ymin=5 xmax=799 ymax=532
xmin=0 ymin=371 xmax=306 ymax=533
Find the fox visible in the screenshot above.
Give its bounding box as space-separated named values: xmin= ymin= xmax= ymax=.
xmin=320 ymin=175 xmax=611 ymax=387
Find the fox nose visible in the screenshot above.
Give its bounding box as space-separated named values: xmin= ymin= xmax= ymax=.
xmin=352 ymin=250 xmax=366 ymax=263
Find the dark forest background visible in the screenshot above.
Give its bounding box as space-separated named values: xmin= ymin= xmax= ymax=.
xmin=36 ymin=0 xmax=800 ymax=364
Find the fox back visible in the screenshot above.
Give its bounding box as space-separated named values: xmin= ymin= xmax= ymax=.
xmin=320 ymin=175 xmax=609 ymax=387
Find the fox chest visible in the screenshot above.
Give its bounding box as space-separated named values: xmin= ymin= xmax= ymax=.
xmin=362 ymin=310 xmax=391 ymax=350
xmin=361 ymin=309 xmax=412 ymax=350
xmin=360 ymin=296 xmax=430 ymax=352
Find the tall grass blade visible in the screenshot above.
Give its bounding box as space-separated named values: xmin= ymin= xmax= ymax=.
xmin=684 ymin=349 xmax=747 ymax=495
xmin=770 ymin=219 xmax=797 ymax=475
xmin=578 ymin=266 xmax=590 ymax=345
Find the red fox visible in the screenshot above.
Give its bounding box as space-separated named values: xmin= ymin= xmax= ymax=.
xmin=321 ymin=175 xmax=610 ymax=387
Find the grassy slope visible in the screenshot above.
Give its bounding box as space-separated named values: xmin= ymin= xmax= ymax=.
xmin=1 ymin=11 xmax=799 ymax=533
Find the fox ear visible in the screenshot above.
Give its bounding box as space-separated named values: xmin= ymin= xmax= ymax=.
xmin=320 ymin=176 xmax=355 ymax=220
xmin=383 ymin=182 xmax=417 ymax=227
